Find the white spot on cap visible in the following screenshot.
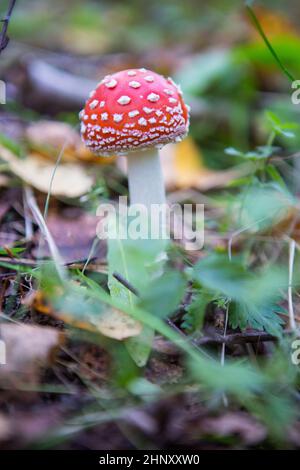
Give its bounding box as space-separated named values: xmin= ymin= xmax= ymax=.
xmin=143 ymin=107 xmax=154 ymax=114
xmin=101 ymin=113 xmax=108 ymax=121
xmin=129 ymin=81 xmax=141 ymax=89
xmin=113 ymin=114 xmax=123 ymax=123
xmin=117 ymin=95 xmax=131 ymax=105
xmin=89 ymin=90 xmax=96 ymax=98
xmin=100 ymin=101 xmax=105 ymax=107
xmin=148 ymin=117 xmax=157 ymax=124
xmin=89 ymin=99 xmax=99 ymax=109
xmin=169 ymin=97 xmax=177 ymax=104
xmin=84 ymin=114 xmax=89 ymax=120
xmin=147 ymin=93 xmax=160 ymax=103
xmin=81 ymin=123 xmax=86 ymax=133
xmin=128 ymin=110 xmax=139 ymax=118
xmin=127 ymin=70 xmax=137 ymax=76
xmin=138 ymin=117 xmax=147 ymax=126
xmin=144 ymin=75 xmax=154 ymax=82
xmin=155 ymin=110 xmax=163 ymax=117
xmin=91 ymin=114 xmax=98 ymax=120
xmin=105 ymin=79 xmax=117 ymax=89
xmin=164 ymin=89 xmax=174 ymax=95
xmin=139 ymin=68 xmax=147 ymax=72
xmin=79 ymin=110 xmax=84 ymax=119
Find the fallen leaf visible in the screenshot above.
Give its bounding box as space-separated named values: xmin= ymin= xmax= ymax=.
xmin=0 ymin=145 xmax=93 ymax=197
xmin=31 ymin=289 xmax=142 ymax=340
xmin=91 ymin=307 xmax=142 ymax=340
xmin=0 ymin=324 xmax=64 ymax=386
xmin=160 ymin=138 xmax=245 ymax=190
xmin=26 ymin=120 xmax=115 ymax=164
xmin=32 ymin=208 xmax=106 ymax=263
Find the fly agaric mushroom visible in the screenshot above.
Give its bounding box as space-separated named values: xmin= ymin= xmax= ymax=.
xmin=80 ymin=68 xmax=190 ymax=211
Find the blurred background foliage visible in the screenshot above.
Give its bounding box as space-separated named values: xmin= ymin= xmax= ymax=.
xmin=1 ymin=0 xmax=300 ymax=449
xmin=2 ymin=0 xmax=300 ymax=169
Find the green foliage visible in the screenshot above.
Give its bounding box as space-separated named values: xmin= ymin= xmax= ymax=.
xmin=138 ymin=270 xmax=187 ymax=318
xmin=107 ymin=213 xmax=169 ymax=366
xmin=265 ymin=111 xmax=299 ymax=139
xmin=234 ymin=182 xmax=294 ymax=232
xmin=225 ymin=145 xmax=276 ymax=161
xmin=193 ymin=254 xmax=286 ymax=335
xmin=182 ymin=289 xmax=214 ymax=332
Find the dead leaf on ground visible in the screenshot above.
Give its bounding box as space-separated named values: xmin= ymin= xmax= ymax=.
xmin=26 ymin=120 xmax=115 ymax=164
xmin=32 ymin=208 xmax=106 ymax=263
xmin=161 ymin=138 xmax=246 ymax=191
xmin=0 ymin=145 xmax=93 ymax=197
xmin=31 ymin=290 xmax=142 ymax=340
xmin=0 ymin=323 xmax=64 ymax=386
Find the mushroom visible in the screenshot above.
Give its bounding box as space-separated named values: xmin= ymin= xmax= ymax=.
xmin=80 ymin=68 xmax=190 ymax=229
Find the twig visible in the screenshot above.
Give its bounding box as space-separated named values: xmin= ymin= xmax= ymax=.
xmin=24 ymin=186 xmax=66 ymax=281
xmin=0 ymin=0 xmax=17 ymax=54
xmin=198 ymin=329 xmax=277 ymax=346
xmin=221 ymin=302 xmax=229 ymax=406
xmin=112 ymin=271 xmax=139 ymax=296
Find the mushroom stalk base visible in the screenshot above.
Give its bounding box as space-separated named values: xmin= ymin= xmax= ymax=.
xmin=127 ymin=149 xmax=166 ymax=209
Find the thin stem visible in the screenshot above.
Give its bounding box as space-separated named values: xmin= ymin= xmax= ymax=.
xmin=246 ymin=3 xmax=295 ymax=83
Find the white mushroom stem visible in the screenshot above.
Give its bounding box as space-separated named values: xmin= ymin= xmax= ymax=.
xmin=127 ymin=149 xmax=166 ymax=208
xmin=127 ymin=149 xmax=167 ymax=243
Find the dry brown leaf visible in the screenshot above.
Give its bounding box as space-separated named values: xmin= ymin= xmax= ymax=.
xmin=31 ymin=290 xmax=142 ymax=340
xmin=0 ymin=145 xmax=93 ymax=197
xmin=0 ymin=324 xmax=64 ymax=385
xmin=26 ymin=120 xmax=115 ymax=164
xmin=161 ymin=138 xmax=243 ymax=191
xmin=32 ymin=208 xmax=106 ymax=263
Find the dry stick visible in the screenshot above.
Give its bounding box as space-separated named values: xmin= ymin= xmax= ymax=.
xmin=24 ymin=186 xmax=65 ymax=281
xmin=22 ymin=188 xmax=33 ymax=240
xmin=221 ymin=302 xmax=229 ymax=407
xmin=288 ymin=238 xmax=297 ymax=331
xmin=0 ymin=0 xmax=17 ymax=54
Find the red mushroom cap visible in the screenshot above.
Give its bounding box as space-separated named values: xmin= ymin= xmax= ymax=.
xmin=80 ymin=68 xmax=190 ymax=156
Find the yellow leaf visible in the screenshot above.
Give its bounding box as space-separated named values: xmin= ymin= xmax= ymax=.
xmin=31 ymin=290 xmax=142 ymax=341
xmin=26 ymin=120 xmax=115 ymax=164
xmin=0 ymin=145 xmax=94 ymax=197
xmin=161 ymin=138 xmax=243 ymax=191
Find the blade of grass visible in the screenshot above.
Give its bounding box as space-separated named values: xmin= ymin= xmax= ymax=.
xmin=246 ymin=2 xmax=296 ymax=83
